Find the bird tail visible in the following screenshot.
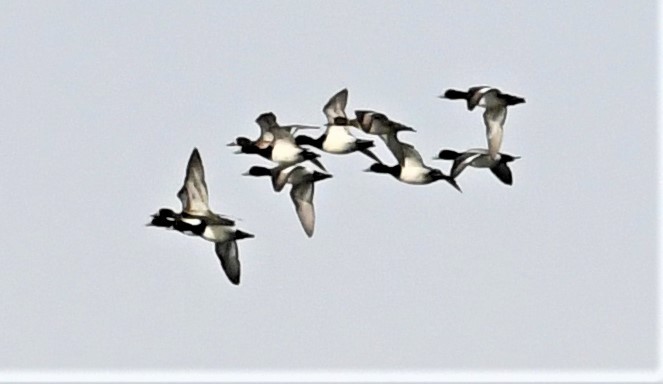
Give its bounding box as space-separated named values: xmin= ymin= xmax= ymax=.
xmin=234 ymin=229 xmax=255 ymax=240
xmin=444 ymin=176 xmax=462 ymax=193
xmin=355 ymin=139 xmax=375 ymax=151
xmin=301 ymin=150 xmax=327 ymax=172
xmin=301 ymin=150 xmax=320 ymax=162
xmin=355 ymin=140 xmax=382 ymax=163
xmin=502 ymin=94 xmax=526 ymax=106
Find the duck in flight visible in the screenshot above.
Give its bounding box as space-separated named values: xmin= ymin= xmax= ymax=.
xmin=434 ymin=148 xmax=520 ymax=185
xmin=440 ymin=86 xmax=525 ymax=161
xmin=148 ymin=148 xmax=254 ymax=285
xmin=229 ymin=112 xmax=327 ymax=172
xmin=227 ymin=112 xmax=319 ymax=161
xmin=295 ymin=89 xmax=382 ymax=163
xmin=243 ymin=165 xmax=332 ymax=237
xmin=353 ymin=110 xmax=415 ymax=136
xmin=257 ymin=112 xmax=328 ymax=172
xmin=364 ymin=132 xmax=461 ymax=192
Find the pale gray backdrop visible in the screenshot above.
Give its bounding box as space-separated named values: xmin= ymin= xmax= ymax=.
xmin=0 ymin=0 xmax=657 ymax=375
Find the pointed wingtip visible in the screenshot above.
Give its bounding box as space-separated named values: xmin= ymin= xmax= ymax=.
xmin=189 ymin=148 xmax=202 ymax=164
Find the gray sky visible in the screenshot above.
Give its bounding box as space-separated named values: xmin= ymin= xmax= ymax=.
xmin=0 ymin=0 xmax=658 ymax=378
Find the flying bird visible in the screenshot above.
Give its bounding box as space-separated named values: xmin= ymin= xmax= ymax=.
xmin=434 ymin=148 xmax=520 ymax=185
xmin=230 ymin=112 xmax=327 ymax=172
xmin=227 ymin=112 xmax=319 ymax=160
xmin=148 ymin=148 xmax=254 ymax=285
xmin=364 ymin=132 xmax=461 ymax=192
xmin=353 ymin=110 xmax=415 ymax=136
xmin=440 ymin=86 xmax=525 ymax=160
xmin=243 ymin=165 xmax=332 ymax=237
xmin=295 ymin=89 xmax=382 ymax=163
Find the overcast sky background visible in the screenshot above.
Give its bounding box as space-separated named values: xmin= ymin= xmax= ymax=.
xmin=0 ymin=0 xmax=658 ymax=374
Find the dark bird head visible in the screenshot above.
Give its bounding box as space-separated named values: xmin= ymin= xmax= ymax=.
xmin=228 ymin=139 xmax=272 ymax=157
xmin=364 ymin=163 xmax=389 ymax=174
xmin=363 ymin=163 xmax=400 ymax=178
xmin=242 ymin=166 xmax=272 ymax=177
xmin=227 ymin=137 xmax=252 ymax=147
xmin=294 ymin=134 xmax=320 ymax=148
xmin=441 ymin=89 xmax=468 ymax=100
xmin=148 ymin=208 xmax=177 ymax=228
xmin=435 ymin=149 xmax=460 ymax=160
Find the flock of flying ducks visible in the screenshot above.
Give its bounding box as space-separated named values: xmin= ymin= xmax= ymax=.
xmin=149 ymin=86 xmax=526 ymax=285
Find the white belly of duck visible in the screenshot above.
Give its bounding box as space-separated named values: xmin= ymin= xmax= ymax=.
xmin=202 ymin=224 xmax=234 ymax=243
xmin=399 ymin=166 xmax=430 ymax=184
xmin=272 ymin=140 xmax=302 ymax=163
xmin=322 ymin=126 xmax=357 ymax=154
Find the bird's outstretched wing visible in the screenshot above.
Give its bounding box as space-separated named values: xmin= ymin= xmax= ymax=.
xmin=323 ymin=88 xmax=348 ymax=124
xmin=215 ymin=240 xmax=240 ymax=285
xmin=177 ymin=148 xmax=211 ymax=215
